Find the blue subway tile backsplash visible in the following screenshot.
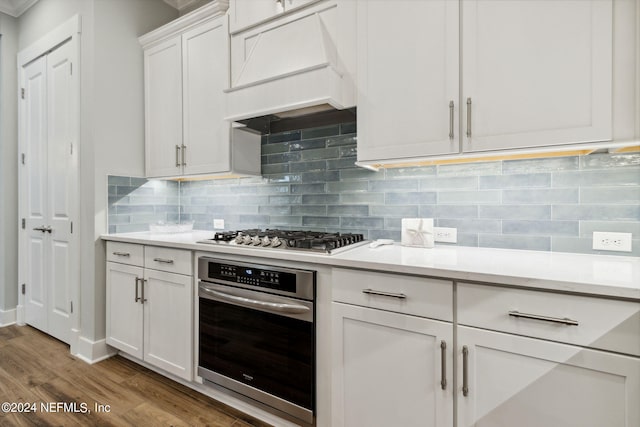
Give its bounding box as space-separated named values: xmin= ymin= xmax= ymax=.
xmin=108 ymin=121 xmax=640 ymax=256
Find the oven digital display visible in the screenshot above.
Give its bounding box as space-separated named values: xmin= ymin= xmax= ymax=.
xmin=208 ymin=263 xmax=296 ymax=293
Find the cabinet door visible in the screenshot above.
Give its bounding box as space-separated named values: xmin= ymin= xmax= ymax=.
xmin=356 ymin=0 xmax=459 ymax=162
xmin=462 ymin=0 xmax=612 ymax=152
xmin=144 ymin=35 xmax=183 ymax=178
xmin=143 ymin=269 xmax=193 ymax=380
xmin=457 ymin=326 xmax=640 ymax=427
xmin=106 ymin=262 xmax=144 ymax=359
xmin=229 ymin=0 xmax=283 ymax=32
xmin=332 ymin=302 xmax=453 ymax=427
xmin=182 ymin=16 xmax=231 ymax=176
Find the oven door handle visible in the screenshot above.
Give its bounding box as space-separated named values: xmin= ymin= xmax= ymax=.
xmin=201 ymin=287 xmax=310 ymax=314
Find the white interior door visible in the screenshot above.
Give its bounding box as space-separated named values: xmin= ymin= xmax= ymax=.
xmin=23 ymin=55 xmax=48 ymax=332
xmin=46 ymin=41 xmax=75 ymax=343
xmin=21 ymin=39 xmax=76 ymax=344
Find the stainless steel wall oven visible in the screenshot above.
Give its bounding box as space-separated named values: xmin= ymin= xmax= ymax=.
xmin=197 ymin=256 xmax=316 ymax=426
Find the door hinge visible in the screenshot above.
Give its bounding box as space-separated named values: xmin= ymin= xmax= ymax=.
xmin=21 ymin=153 xmax=25 ymax=164
xmin=70 ymin=221 xmax=73 ymax=234
xmin=21 ymin=88 xmax=25 ymax=99
xmin=21 ymin=218 xmax=25 ymax=229
xmin=70 ymin=301 xmax=73 ymax=313
xmin=70 ymin=143 xmax=73 ymax=155
xmin=21 ymin=284 xmax=25 ymax=295
xmin=70 ymin=63 xmax=72 ymax=75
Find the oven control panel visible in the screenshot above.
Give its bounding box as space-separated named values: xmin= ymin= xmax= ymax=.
xmin=209 ymin=262 xmax=296 ymax=293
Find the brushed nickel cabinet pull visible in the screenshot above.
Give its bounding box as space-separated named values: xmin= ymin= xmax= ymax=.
xmin=112 ymin=251 xmax=130 ymax=257
xmin=153 ymin=258 xmax=174 ymax=264
xmin=175 ymin=145 xmax=181 ymax=167
xmin=449 ymin=101 xmax=454 ymax=139
xmin=140 ymin=278 xmax=148 ymax=303
xmin=508 ymin=310 xmax=579 ymax=326
xmin=181 ymin=144 xmax=187 ymax=166
xmin=462 ymin=345 xmax=469 ymax=396
xmin=134 ymin=277 xmax=141 ymax=302
xmin=466 ymin=97 xmax=472 ymax=138
xmin=362 ymin=289 xmax=407 ymax=299
xmin=440 ymin=340 xmax=447 ymax=390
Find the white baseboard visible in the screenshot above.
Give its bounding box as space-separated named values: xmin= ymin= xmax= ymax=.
xmin=16 ymin=304 xmax=25 ymax=325
xmin=73 ymin=333 xmax=117 ymax=364
xmin=0 ymin=308 xmax=17 ymax=326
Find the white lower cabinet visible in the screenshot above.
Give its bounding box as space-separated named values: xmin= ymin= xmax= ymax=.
xmin=106 ymin=262 xmax=144 ymax=359
xmin=106 ymin=243 xmax=193 ymax=381
xmin=332 ymin=303 xmax=453 ymax=427
xmin=331 ymin=268 xmax=454 ymax=427
xmin=457 ymin=326 xmax=640 ymax=427
xmin=332 ymin=272 xmax=640 ymax=427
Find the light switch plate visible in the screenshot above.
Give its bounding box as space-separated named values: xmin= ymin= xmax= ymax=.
xmin=213 ymin=219 xmax=225 ymax=229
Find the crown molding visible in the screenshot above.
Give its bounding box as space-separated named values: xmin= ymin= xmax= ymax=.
xmin=0 ymin=0 xmax=38 ymax=18
xmin=140 ymin=0 xmax=228 ymax=47
xmin=163 ymin=0 xmax=200 ymax=12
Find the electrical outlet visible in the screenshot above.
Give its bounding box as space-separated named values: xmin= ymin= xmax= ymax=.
xmin=592 ymin=232 xmax=632 ymax=252
xmin=213 ymin=219 xmax=225 ymax=229
xmin=434 ymin=227 xmax=457 ymax=243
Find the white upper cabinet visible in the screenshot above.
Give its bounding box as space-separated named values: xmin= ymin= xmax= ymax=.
xmin=357 ymin=0 xmax=620 ymax=165
xmin=229 ymin=0 xmax=319 ymax=33
xmin=181 ymin=18 xmax=230 ymax=176
xmin=140 ymin=2 xmax=260 ymax=179
xmin=462 ymin=0 xmax=612 ymax=152
xmin=144 ymin=35 xmax=183 ymax=178
xmin=356 ymin=0 xmax=460 ymax=162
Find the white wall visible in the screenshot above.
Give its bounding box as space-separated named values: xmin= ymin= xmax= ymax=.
xmin=14 ymin=0 xmax=176 ymax=349
xmin=90 ymin=0 xmax=177 ymax=340
xmin=0 ymin=12 xmax=18 ymax=322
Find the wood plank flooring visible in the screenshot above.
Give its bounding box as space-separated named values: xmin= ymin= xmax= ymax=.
xmin=0 ymin=325 xmax=273 ymax=427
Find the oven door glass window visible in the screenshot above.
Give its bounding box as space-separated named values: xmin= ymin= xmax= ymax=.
xmin=199 ymin=297 xmax=315 ymax=410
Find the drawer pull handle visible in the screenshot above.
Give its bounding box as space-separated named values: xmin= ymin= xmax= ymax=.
xmin=153 ymin=258 xmax=174 ymax=264
xmin=362 ymin=289 xmax=406 ymax=299
xmin=462 ymin=346 xmax=469 ymax=397
xmin=440 ymin=340 xmax=447 ymax=390
xmin=508 ymin=310 xmax=579 ymax=326
xmin=113 ymin=251 xmax=130 ymax=257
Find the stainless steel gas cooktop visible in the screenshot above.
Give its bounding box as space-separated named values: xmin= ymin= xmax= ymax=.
xmin=197 ymin=229 xmax=368 ymax=255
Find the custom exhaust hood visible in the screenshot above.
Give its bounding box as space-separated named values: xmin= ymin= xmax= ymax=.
xmin=224 ymin=1 xmax=356 ymax=123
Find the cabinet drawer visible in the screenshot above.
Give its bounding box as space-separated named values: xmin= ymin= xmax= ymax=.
xmin=106 ymin=242 xmax=144 ymax=266
xmin=332 ymin=268 xmax=452 ymax=321
xmin=458 ymin=283 xmax=640 ymax=356
xmin=144 ymin=246 xmax=192 ymax=275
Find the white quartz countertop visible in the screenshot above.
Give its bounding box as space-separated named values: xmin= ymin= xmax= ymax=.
xmin=102 ymin=231 xmax=640 ymax=300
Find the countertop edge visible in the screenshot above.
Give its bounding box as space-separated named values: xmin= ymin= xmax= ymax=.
xmin=101 ymin=233 xmax=640 ymax=301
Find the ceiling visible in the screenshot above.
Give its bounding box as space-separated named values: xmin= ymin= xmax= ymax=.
xmin=0 ymin=0 xmax=193 ymax=18
xmin=0 ymin=0 xmax=38 ymax=17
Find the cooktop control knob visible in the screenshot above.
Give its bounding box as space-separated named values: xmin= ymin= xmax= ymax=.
xmin=251 ymin=236 xmax=262 ymax=246
xmin=271 ymin=237 xmax=282 ymax=248
xmin=261 ymin=236 xmax=271 ymax=246
xmin=242 ymin=235 xmax=253 ymax=245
